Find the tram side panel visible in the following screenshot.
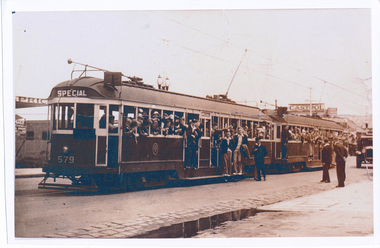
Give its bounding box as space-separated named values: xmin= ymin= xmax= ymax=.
xmin=120 ymin=136 xmax=183 ymax=174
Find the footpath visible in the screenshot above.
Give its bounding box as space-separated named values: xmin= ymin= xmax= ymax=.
xmin=196 ymin=180 xmax=374 ymax=239
xmin=14 ymin=166 xmax=375 ymax=241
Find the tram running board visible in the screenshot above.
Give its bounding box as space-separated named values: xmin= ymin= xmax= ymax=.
xmin=38 ymin=178 xmax=98 ymax=192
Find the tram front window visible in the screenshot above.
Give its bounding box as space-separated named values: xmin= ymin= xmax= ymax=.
xmin=76 ymin=104 xmax=94 ymax=129
xmin=52 ymin=103 xmax=74 ymax=130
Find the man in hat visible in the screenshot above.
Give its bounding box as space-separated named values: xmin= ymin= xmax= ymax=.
xmin=334 ymin=138 xmax=348 ymax=187
xmin=251 ymin=137 xmax=268 ymax=181
xmin=321 ymin=139 xmax=332 ymax=183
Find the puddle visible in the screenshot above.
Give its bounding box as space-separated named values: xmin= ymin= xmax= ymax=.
xmin=133 ymin=208 xmax=257 ymax=238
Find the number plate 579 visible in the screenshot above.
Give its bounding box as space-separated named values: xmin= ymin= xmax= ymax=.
xmin=57 ymin=156 xmax=75 ymax=164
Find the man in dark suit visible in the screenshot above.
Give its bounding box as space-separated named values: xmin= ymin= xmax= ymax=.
xmin=185 ymin=119 xmax=201 ymax=169
xmin=334 ymin=139 xmax=348 ymax=187
xmin=251 ymin=137 xmax=268 ymax=181
xmin=220 ymin=129 xmax=235 ymax=176
xmin=321 ymin=139 xmax=332 ymax=183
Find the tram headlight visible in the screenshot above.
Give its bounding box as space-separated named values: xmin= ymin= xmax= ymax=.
xmin=63 ymin=146 xmax=69 ymax=154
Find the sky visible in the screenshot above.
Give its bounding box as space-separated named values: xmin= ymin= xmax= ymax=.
xmin=9 ymin=2 xmax=375 ymax=120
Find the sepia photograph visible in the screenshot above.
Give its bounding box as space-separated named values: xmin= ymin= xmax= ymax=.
xmin=3 ymin=0 xmax=379 ymax=247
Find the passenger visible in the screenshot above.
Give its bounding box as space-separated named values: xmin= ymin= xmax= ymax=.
xmin=176 ymin=117 xmax=188 ymax=136
xmin=137 ymin=113 xmax=149 ymax=136
xmin=108 ymin=115 xmax=118 ymax=133
xmin=233 ymin=127 xmax=248 ymax=175
xmin=124 ymin=117 xmax=138 ymax=143
xmin=281 ymin=125 xmax=289 ymax=159
xmin=99 ymin=112 xmax=107 ymax=129
xmin=184 ymin=119 xmax=201 ymax=169
xmin=220 ymin=129 xmax=234 ymax=176
xmin=211 ymin=123 xmax=223 ymax=167
xmin=151 ymin=111 xmax=161 ymax=135
xmin=251 ymin=137 xmax=268 ymax=181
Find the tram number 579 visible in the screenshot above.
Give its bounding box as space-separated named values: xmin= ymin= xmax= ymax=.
xmin=57 ymin=156 xmax=75 ymax=164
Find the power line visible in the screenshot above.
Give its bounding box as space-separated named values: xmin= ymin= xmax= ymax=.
xmin=152 ymin=10 xmax=370 ymax=101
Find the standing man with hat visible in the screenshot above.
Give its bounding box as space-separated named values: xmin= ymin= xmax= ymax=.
xmin=334 ymin=138 xmax=348 ymax=187
xmin=251 ymin=137 xmax=268 ymax=181
xmin=321 ymin=139 xmax=332 ymax=183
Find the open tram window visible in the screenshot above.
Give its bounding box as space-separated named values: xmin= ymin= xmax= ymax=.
xmin=123 ymin=106 xmax=136 ymax=135
xmin=76 ymin=104 xmax=94 ymax=129
xmin=108 ymin=105 xmax=119 ymax=134
xmin=138 ymin=107 xmax=150 ymax=136
xmin=230 ymin=118 xmax=238 ymax=133
xmin=53 ymin=103 xmax=74 ymax=130
xmin=162 ymin=110 xmax=174 ymax=136
xmin=174 ymin=111 xmax=185 ymax=136
xmin=151 ymin=109 xmax=162 ymax=135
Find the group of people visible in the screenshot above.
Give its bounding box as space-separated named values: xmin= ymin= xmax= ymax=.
xmin=123 ymin=110 xmax=199 ymax=140
xmin=212 ymin=126 xmax=268 ymax=180
xmin=321 ymin=138 xmax=348 ymax=187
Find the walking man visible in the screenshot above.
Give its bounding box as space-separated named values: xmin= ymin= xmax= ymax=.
xmin=251 ymin=137 xmax=268 ymax=181
xmin=334 ymin=138 xmax=348 ymax=187
xmin=321 ymin=139 xmax=332 ymax=183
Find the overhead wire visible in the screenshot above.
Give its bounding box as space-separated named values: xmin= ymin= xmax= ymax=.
xmin=149 ymin=11 xmax=367 ymax=106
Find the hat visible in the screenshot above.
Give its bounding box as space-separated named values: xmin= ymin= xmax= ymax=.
xmin=138 ymin=113 xmax=143 ymax=118
xmin=192 ymin=119 xmax=199 ymax=122
xmin=139 ymin=108 xmax=143 ymax=113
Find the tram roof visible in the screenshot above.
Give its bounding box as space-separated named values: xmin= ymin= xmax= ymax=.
xmin=270 ymin=114 xmax=344 ymax=130
xmin=50 ymin=77 xmax=270 ymax=120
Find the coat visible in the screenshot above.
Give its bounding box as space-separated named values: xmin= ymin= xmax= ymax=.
xmin=251 ymin=144 xmax=267 ymax=163
xmin=321 ymin=144 xmax=333 ymax=164
xmin=334 ymin=143 xmax=348 ymax=163
xmin=220 ymin=137 xmax=235 ymax=154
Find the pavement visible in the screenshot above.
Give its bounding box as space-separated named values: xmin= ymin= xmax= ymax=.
xmin=14 ymin=168 xmax=375 ymax=239
xmin=15 ymin=168 xmax=46 ymax=178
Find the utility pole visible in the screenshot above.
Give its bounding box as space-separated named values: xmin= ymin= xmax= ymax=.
xmin=305 ymin=87 xmax=316 ymax=116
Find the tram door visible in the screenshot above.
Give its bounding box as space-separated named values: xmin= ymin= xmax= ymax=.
xmin=95 ymin=104 xmax=120 ymax=168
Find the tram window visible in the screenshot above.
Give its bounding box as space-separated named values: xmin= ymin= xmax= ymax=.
xmin=162 ymin=110 xmax=174 ymax=136
xmin=212 ymin=116 xmax=219 ymax=129
xmin=76 ymin=104 xmax=94 ymax=129
xmin=187 ymin=113 xmax=199 ymax=124
xmin=231 ymin=118 xmax=238 ymax=131
xmin=138 ymin=107 xmax=150 ymax=136
xmin=124 ymin=106 xmax=136 ymax=119
xmin=151 ymin=109 xmax=162 ymax=135
xmin=277 ymin=125 xmax=281 ymax=139
xmin=53 ymin=103 xmax=74 ymax=130
xmin=173 ymin=112 xmax=183 ymax=135
xmin=109 ymin=105 xmax=119 ymax=133
xmin=204 ymin=119 xmax=210 ymax=137
xmin=99 ymin=106 xmax=107 ymax=129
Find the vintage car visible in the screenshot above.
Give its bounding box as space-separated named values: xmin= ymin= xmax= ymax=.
xmin=356 ymin=133 xmax=373 ymax=168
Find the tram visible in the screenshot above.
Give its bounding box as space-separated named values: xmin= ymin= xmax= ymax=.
xmin=38 ymin=61 xmax=344 ymax=192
